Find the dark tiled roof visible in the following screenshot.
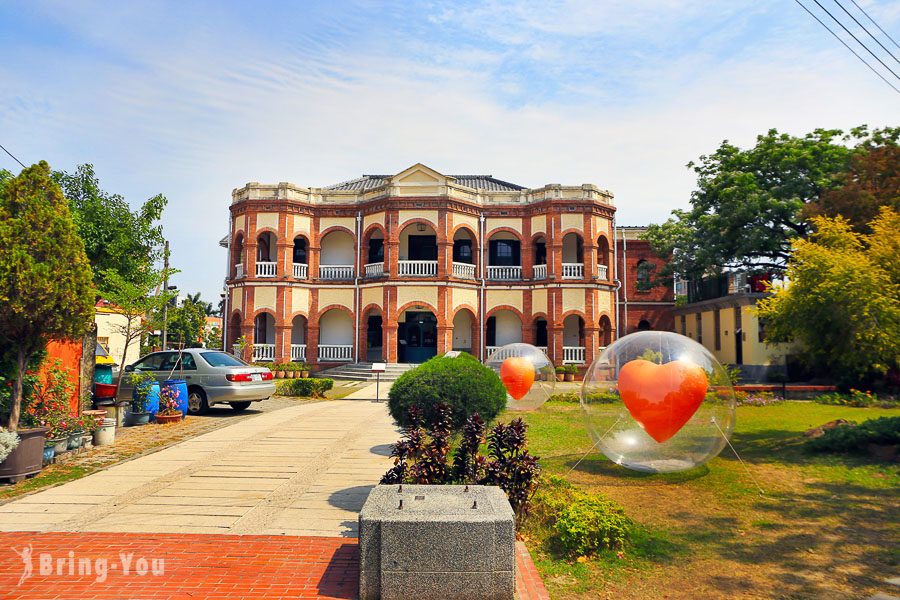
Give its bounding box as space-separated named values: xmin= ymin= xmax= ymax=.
xmin=324 ymin=174 xmax=525 ymax=192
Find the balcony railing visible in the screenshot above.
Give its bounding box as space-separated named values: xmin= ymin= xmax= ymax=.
xmin=598 ymin=264 xmax=608 ymax=280
xmin=563 ymin=346 xmax=586 ymax=364
xmin=562 ymin=263 xmax=583 ymax=279
xmin=487 ymin=265 xmax=522 ymax=281
xmin=319 ymin=344 xmax=353 ymax=362
xmin=256 ymin=261 xmax=277 ymax=278
xmin=536 ymin=346 xmax=548 ymax=355
xmin=293 ymin=263 xmax=308 ymax=279
xmin=532 ymin=264 xmax=547 ymax=280
xmin=399 ymin=260 xmax=437 ymax=277
xmin=452 ymin=262 xmax=476 ymax=279
xmin=234 ymin=264 xmax=244 ymax=279
xmin=252 ymin=344 xmax=275 ymax=362
xmin=319 ymin=265 xmax=354 ymax=280
xmin=364 ymin=262 xmax=385 ymax=278
xmin=291 ymin=344 xmax=307 ymax=361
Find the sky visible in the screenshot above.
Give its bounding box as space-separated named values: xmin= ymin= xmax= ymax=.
xmin=1 ymin=0 xmax=898 ymax=300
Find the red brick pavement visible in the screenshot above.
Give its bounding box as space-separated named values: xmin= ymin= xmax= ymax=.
xmin=0 ymin=532 xmax=549 ymax=600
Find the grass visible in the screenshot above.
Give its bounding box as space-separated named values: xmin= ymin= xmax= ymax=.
xmin=514 ymin=400 xmax=900 ymax=599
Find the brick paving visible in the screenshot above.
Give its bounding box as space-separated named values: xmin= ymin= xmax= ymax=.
xmin=0 ymin=532 xmax=549 ymax=599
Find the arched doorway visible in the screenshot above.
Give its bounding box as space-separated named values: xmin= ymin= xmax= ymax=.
xmin=637 ymin=319 xmax=651 ymax=331
xmin=364 ymin=228 xmax=386 ymax=278
xmin=366 ymin=310 xmax=384 ymax=362
xmin=253 ymin=313 xmax=276 ymax=362
xmin=533 ymin=317 xmax=548 ymax=351
xmin=597 ymin=236 xmax=610 ymax=280
xmin=291 ymin=315 xmax=307 ymax=361
xmin=452 ymin=309 xmax=476 ymax=354
xmin=232 ymin=234 xmax=244 ymax=278
xmin=452 ymin=228 xmax=476 ymax=279
xmin=398 ymin=310 xmax=437 ymax=363
xmin=562 ymin=314 xmax=585 ymax=364
xmin=293 ymin=236 xmax=308 ymax=279
xmin=399 ymin=221 xmax=438 ymax=277
xmin=532 ymin=235 xmax=547 ymax=279
xmin=599 ymin=315 xmax=612 ymax=348
xmin=228 ymin=312 xmax=243 ymax=354
xmin=318 ymin=309 xmax=354 ymax=362
xmin=562 ymin=232 xmax=584 ymax=279
xmin=319 ymin=230 xmax=355 ymax=280
xmin=256 ymin=232 xmax=277 ymax=277
xmin=486 ymin=310 xmax=523 ymax=355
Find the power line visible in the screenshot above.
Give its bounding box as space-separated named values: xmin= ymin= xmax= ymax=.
xmin=793 ymin=0 xmax=900 ymax=94
xmin=810 ymin=0 xmax=900 ymax=80
xmin=0 ymin=142 xmax=26 ymax=169
xmin=848 ymin=0 xmax=900 ymax=50
xmin=831 ymin=0 xmax=900 ymax=65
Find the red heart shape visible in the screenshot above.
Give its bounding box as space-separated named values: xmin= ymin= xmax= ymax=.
xmin=617 ymin=359 xmax=709 ymax=443
xmin=500 ymin=357 xmax=535 ymax=400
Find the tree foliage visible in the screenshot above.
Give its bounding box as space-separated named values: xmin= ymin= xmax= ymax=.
xmin=0 ymin=162 xmax=95 ymax=430
xmin=645 ymin=126 xmax=898 ymax=279
xmin=53 ymin=164 xmax=167 ymax=291
xmin=167 ymin=295 xmax=208 ymax=348
xmin=755 ymin=209 xmax=900 ymax=388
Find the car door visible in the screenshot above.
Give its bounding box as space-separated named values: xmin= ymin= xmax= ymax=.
xmin=118 ymin=352 xmax=168 ymax=402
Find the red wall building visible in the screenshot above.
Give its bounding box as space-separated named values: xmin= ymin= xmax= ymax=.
xmin=615 ymin=226 xmax=674 ymax=335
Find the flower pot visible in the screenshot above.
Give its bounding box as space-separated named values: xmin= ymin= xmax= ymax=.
xmin=51 ymin=437 xmax=68 ymax=454
xmin=93 ymin=420 xmax=116 ymax=446
xmin=276 ymin=371 xmax=286 ymax=379
xmin=288 ymin=371 xmax=298 ymax=379
xmin=68 ymin=432 xmax=85 ymax=450
xmin=556 ymin=374 xmax=565 ymax=382
xmin=155 ymin=413 xmax=181 ymax=425
xmin=564 ymin=374 xmax=575 ymax=382
xmin=125 ymin=411 xmax=151 ymax=427
xmin=81 ymin=433 xmax=93 ymax=450
xmin=83 ymin=410 xmax=108 ymax=430
xmin=42 ymin=445 xmax=55 ymax=466
xmin=0 ymin=427 xmax=49 ymax=483
xmin=300 ymin=370 xmax=310 ymax=379
xmin=162 ymin=380 xmax=189 ymax=416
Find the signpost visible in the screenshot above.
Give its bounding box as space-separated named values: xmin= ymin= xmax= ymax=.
xmin=372 ymin=363 xmax=387 ymax=401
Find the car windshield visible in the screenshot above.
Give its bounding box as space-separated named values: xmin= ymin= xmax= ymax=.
xmin=199 ymin=352 xmax=249 ymax=368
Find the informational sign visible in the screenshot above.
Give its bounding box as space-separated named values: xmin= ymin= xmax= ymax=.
xmin=372 ymin=363 xmax=387 ymax=372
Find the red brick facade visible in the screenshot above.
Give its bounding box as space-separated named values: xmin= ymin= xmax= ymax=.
xmin=615 ymin=228 xmax=675 ymax=335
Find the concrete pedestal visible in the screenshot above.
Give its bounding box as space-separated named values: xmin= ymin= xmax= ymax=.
xmin=358 ymin=484 xmax=515 ymax=600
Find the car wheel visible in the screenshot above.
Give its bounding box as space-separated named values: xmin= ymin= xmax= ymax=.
xmin=187 ymin=387 xmax=209 ymax=415
xmin=230 ymin=401 xmax=252 ymax=412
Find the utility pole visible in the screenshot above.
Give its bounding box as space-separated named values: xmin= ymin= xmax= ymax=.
xmin=162 ymin=240 xmax=169 ymax=350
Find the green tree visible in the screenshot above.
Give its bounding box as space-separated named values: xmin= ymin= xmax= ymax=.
xmin=167 ymin=295 xmax=208 ymax=349
xmin=53 ymin=164 xmax=167 ymax=291
xmin=645 ymin=126 xmax=897 ymax=280
xmin=0 ymin=162 xmax=95 ymax=431
xmin=756 ymin=209 xmax=900 ymax=388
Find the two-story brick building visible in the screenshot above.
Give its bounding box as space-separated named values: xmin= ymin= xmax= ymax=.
xmin=222 ymin=164 xmax=671 ymax=370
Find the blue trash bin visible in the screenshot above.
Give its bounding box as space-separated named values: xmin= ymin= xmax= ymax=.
xmin=163 ymin=380 xmax=189 ymax=417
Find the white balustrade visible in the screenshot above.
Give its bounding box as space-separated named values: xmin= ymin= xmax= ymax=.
xmin=532 ymin=264 xmax=547 ymax=280
xmin=318 ymin=344 xmax=353 ymax=362
xmin=256 ymin=261 xmax=277 ymax=277
xmin=563 ymin=346 xmax=586 ymax=364
xmin=452 ymin=262 xmax=476 ymax=279
xmin=252 ymin=344 xmax=275 ymax=362
xmin=319 ymin=265 xmax=354 ymax=280
xmin=536 ymin=346 xmax=548 ymax=355
xmin=232 ymin=344 xmax=241 ymax=356
xmin=364 ymin=262 xmax=385 ymax=278
xmin=598 ymin=264 xmax=609 ymax=280
xmin=293 ymin=263 xmax=308 ymax=279
xmin=562 ymin=263 xmax=584 ymax=279
xmin=291 ymin=344 xmax=307 ymax=361
xmin=234 ymin=264 xmax=244 ymax=278
xmin=486 ymin=265 xmax=522 ymax=281
xmin=399 ymin=260 xmax=437 ymax=277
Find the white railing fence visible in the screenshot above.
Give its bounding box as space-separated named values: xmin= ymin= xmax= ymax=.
xmin=399 ymin=260 xmax=437 ymax=277
xmin=234 ymin=264 xmax=244 ymax=278
xmin=293 ymin=263 xmax=308 ymax=279
xmin=319 ymin=265 xmax=354 ymax=280
xmin=318 ymin=344 xmax=353 ymax=362
xmin=532 ymin=264 xmax=547 ymax=279
xmin=253 ymin=344 xmax=276 ymax=362
xmin=487 ymin=265 xmax=522 ymax=281
xmin=364 ymin=262 xmax=385 ymax=278
xmin=562 ymin=263 xmax=584 ymax=279
xmin=452 ymin=262 xmax=476 ymax=279
xmin=598 ymin=264 xmax=609 ymax=280
xmin=563 ymin=346 xmax=586 ymax=364
xmin=256 ymin=261 xmax=277 ymax=277
xmin=291 ymin=344 xmax=307 ymax=361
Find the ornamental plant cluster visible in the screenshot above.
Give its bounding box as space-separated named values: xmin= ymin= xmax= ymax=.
xmin=23 ymin=361 xmax=94 ymax=438
xmin=274 ymin=377 xmax=333 ymax=398
xmin=158 ymin=384 xmax=181 ymax=416
xmin=380 ymin=404 xmax=541 ymax=527
xmin=805 ymin=416 xmax=900 ymax=455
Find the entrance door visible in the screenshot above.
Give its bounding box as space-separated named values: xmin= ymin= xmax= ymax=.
xmin=367 ymin=315 xmax=383 ymax=362
xmin=734 ymin=307 xmax=743 ymax=365
xmin=400 ymin=311 xmax=437 ymax=363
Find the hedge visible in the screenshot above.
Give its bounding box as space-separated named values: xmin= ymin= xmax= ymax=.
xmin=275 ymin=378 xmax=334 ymax=398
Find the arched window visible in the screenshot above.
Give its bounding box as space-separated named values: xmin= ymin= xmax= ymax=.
xmin=636 ymin=260 xmax=654 ymax=292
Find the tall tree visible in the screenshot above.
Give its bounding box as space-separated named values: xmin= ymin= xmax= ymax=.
xmin=53 ymin=164 xmax=167 ymax=291
xmin=756 ymin=209 xmax=900 ymax=388
xmin=167 ymin=295 xmax=208 ymax=348
xmin=0 ymin=162 xmax=95 ymax=431
xmin=645 ymin=126 xmax=897 ymax=280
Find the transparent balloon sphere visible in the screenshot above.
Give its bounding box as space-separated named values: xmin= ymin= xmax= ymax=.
xmin=580 ymin=331 xmax=736 ymax=473
xmin=486 ymin=343 xmax=556 ymax=410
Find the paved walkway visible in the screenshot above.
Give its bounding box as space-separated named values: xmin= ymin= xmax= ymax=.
xmin=0 ymin=400 xmax=397 ymax=537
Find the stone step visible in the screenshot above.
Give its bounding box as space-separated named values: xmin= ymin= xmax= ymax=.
xmin=315 ymin=362 xmax=422 ymax=382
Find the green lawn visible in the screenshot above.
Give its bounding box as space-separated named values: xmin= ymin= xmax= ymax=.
xmin=513 ymin=400 xmax=900 ymax=600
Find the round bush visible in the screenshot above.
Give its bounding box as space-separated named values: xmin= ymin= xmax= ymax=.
xmin=388 ymin=353 xmax=506 ymax=429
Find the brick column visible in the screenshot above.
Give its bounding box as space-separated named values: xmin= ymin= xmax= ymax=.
xmin=384 ymin=324 xmax=398 ymax=363
xmin=246 ymin=243 xmax=258 ymax=280
xmin=306 ymin=325 xmax=320 ymax=369
xmin=276 ymin=325 xmax=290 ymax=363
xmin=277 ymin=241 xmax=292 ymax=278
xmin=436 ymin=325 xmax=453 ymax=355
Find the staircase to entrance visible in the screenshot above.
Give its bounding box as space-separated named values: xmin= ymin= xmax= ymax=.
xmin=315 ymin=362 xmax=421 ymax=381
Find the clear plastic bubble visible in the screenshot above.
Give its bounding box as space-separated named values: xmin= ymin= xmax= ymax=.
xmin=580 ymin=331 xmax=736 ymax=473
xmin=485 ymin=343 xmax=556 ymax=410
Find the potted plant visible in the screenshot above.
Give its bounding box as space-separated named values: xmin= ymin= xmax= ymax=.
xmin=299 ymin=363 xmax=310 ymax=379
xmin=67 ymin=417 xmax=84 ymax=450
xmin=126 ymin=372 xmax=154 ymax=426
xmin=286 ymin=363 xmax=299 ymax=379
xmin=274 ymin=363 xmax=286 ymax=379
xmin=564 ymin=365 xmax=578 ymax=382
xmin=233 ymin=334 xmax=248 ymax=358
xmin=155 ymin=385 xmax=182 ymax=425
xmin=555 ymin=366 xmax=566 ymax=382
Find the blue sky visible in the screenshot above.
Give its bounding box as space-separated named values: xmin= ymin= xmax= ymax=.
xmin=1 ymin=0 xmax=898 ymax=300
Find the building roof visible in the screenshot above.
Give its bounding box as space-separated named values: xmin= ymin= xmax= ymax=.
xmin=324 ymin=174 xmax=526 ymax=193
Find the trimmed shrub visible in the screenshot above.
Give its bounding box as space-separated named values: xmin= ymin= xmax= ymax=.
xmin=815 ymin=389 xmax=898 ymax=408
xmin=388 ymin=352 xmax=506 ymax=429
xmin=806 ymin=416 xmax=900 ymax=454
xmin=276 ymin=378 xmax=334 ymax=398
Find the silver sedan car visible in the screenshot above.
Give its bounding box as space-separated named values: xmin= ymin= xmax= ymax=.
xmin=116 ymin=349 xmax=276 ymax=415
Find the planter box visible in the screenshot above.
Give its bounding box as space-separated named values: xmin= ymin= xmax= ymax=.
xmin=0 ymin=427 xmax=48 ymax=483
xmin=359 ymin=484 xmax=515 ymax=600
